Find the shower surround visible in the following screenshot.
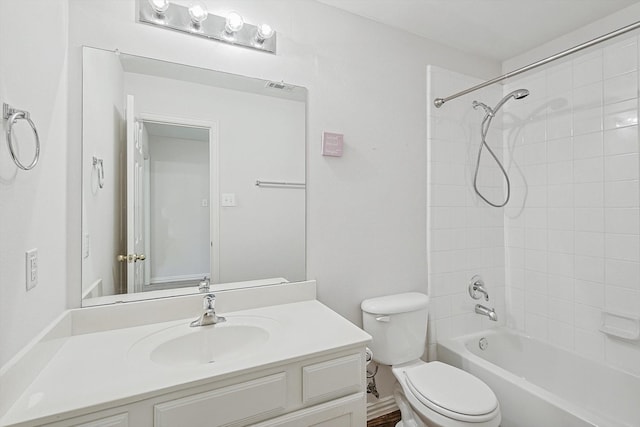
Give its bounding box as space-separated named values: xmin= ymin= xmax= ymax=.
xmin=427 ymin=33 xmax=640 ymax=377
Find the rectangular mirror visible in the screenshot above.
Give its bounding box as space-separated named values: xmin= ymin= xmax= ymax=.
xmin=82 ymin=47 xmax=306 ymax=306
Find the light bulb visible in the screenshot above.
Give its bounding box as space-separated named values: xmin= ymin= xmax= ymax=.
xmin=225 ymin=11 xmax=244 ymax=33
xmin=256 ymin=23 xmax=274 ymax=42
xmin=147 ymin=0 xmax=169 ymax=14
xmin=188 ymin=1 xmax=208 ymax=25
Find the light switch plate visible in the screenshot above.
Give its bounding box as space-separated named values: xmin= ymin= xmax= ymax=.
xmin=221 ymin=193 xmax=236 ymax=207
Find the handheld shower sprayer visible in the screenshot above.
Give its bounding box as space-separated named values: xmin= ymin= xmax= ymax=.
xmin=472 ymin=89 xmax=529 ymax=208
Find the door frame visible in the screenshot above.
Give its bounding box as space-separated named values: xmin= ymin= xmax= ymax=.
xmin=138 ymin=112 xmax=220 ymax=285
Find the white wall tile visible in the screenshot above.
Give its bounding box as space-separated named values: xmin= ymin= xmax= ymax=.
xmin=574 ymin=280 xmax=605 ymax=307
xmin=604 ymin=154 xmax=639 ymax=181
xmin=548 ymin=207 xmax=574 ymax=230
xmin=574 ymin=328 xmax=605 ymax=361
xmin=603 ymin=72 xmax=638 ymax=105
xmin=574 ymin=157 xmax=603 ymax=183
xmin=574 ymin=231 xmax=604 ymax=257
xmin=548 ymin=229 xmax=574 ymax=254
xmin=605 ymin=285 xmax=640 ymax=312
xmin=605 ymin=208 xmax=640 ymax=234
xmin=573 ymin=50 xmax=603 ymax=88
xmin=604 ymin=180 xmax=639 ymax=207
xmin=603 ymin=99 xmax=638 ymax=130
xmin=603 ymin=38 xmax=638 ymax=79
xmin=548 ymin=320 xmax=574 ymax=350
xmin=548 ymin=275 xmax=574 ymax=300
xmin=574 ymin=255 xmax=605 ymax=283
xmin=575 ymin=208 xmax=604 ymax=232
xmin=574 ymin=182 xmax=604 ymax=208
xmin=605 ymin=258 xmax=640 ymax=290
xmin=573 ymin=132 xmax=603 ymax=159
xmin=547 ymin=137 xmax=573 ymax=162
xmin=603 ymin=126 xmax=638 ymax=156
xmin=605 ymin=233 xmax=640 ymax=262
xmin=574 ymin=303 xmax=602 ymax=330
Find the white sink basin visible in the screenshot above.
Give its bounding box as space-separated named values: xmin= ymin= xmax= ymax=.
xmin=128 ymin=316 xmax=279 ymax=367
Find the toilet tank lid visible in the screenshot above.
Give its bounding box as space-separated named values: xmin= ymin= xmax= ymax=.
xmin=361 ymin=292 xmax=429 ymax=314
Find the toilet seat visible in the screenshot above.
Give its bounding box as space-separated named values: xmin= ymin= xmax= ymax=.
xmin=403 ymin=361 xmax=499 ymax=423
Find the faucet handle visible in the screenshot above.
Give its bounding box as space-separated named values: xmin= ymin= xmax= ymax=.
xmin=469 ymin=275 xmax=489 ymax=301
xmin=203 ymin=293 xmax=215 ymax=310
xmin=198 ymin=276 xmax=210 ymax=292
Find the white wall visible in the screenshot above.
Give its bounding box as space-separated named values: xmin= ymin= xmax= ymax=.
xmin=66 ymin=1 xmax=499 ymax=321
xmin=0 ymin=0 xmax=69 ymax=367
xmin=82 ymin=47 xmax=125 ymax=298
xmin=502 ymin=33 xmax=640 ymax=376
xmin=148 ymin=134 xmax=210 ymax=283
xmin=124 ymin=73 xmax=306 ymax=283
xmin=426 ymin=66 xmax=506 ymax=359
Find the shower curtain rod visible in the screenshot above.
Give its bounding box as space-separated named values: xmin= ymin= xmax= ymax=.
xmin=433 ymin=20 xmax=640 ymax=108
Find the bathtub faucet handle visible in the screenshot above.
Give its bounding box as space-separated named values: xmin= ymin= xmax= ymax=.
xmin=469 ymin=275 xmax=489 ymax=301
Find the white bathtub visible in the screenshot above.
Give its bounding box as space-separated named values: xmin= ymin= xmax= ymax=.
xmin=438 ymin=328 xmax=640 ymax=427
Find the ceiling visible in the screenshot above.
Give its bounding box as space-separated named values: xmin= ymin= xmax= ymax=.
xmin=316 ymin=0 xmax=640 ymax=61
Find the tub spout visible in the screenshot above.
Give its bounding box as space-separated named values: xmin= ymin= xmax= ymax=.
xmin=475 ymin=304 xmax=498 ymax=321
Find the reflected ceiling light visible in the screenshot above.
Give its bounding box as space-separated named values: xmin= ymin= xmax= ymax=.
xmin=225 ymin=12 xmax=244 ymax=34
xmin=138 ymin=0 xmax=276 ymax=54
xmin=147 ymin=0 xmax=169 ymax=15
xmin=255 ymin=24 xmax=274 ymax=44
xmin=188 ymin=1 xmax=208 ymax=26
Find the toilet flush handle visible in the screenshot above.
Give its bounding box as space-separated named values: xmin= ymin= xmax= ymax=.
xmin=375 ymin=316 xmax=390 ymax=322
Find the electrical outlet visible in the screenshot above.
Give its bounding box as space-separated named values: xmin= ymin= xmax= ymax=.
xmin=26 ymin=249 xmax=38 ymax=291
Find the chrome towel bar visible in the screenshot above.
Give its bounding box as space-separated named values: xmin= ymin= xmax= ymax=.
xmin=255 ymin=180 xmax=305 ymax=188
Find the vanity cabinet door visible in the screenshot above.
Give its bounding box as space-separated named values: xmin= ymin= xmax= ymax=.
xmin=250 ymin=393 xmax=366 ymax=427
xmin=302 ymin=354 xmax=363 ymax=405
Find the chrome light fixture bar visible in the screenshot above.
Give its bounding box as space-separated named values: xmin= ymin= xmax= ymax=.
xmin=138 ymin=0 xmax=276 ymax=54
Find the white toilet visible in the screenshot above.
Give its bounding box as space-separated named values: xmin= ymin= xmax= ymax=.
xmin=361 ymin=292 xmax=501 ymax=427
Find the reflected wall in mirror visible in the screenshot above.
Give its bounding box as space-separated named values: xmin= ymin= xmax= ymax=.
xmin=82 ymin=47 xmax=306 ymax=306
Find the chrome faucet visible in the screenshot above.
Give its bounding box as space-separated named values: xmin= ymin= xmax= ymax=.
xmin=190 ymin=293 xmax=226 ymax=327
xmin=475 ymin=304 xmax=498 ymax=321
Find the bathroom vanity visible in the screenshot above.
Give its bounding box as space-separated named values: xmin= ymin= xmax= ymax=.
xmin=0 ymin=281 xmax=371 ymax=427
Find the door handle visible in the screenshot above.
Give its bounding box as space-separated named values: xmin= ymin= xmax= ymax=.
xmin=117 ymin=253 xmax=146 ymax=263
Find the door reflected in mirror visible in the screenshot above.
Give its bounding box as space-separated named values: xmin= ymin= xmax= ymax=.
xmin=82 ymin=47 xmax=306 ymax=305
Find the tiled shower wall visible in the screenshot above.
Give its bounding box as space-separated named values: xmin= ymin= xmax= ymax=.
xmin=503 ymin=35 xmax=640 ymax=375
xmin=426 ymin=66 xmax=506 ymax=358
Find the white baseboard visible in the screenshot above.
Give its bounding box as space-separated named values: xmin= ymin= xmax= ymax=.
xmin=366 ymin=395 xmax=398 ymax=421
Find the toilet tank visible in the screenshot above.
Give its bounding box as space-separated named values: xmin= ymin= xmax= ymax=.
xmin=361 ymin=293 xmax=429 ymax=365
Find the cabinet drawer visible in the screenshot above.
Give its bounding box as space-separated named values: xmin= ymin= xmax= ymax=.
xmin=154 ymin=372 xmax=287 ymax=427
xmin=302 ymin=354 xmax=362 ymax=404
xmin=74 ymin=413 xmax=129 ymax=427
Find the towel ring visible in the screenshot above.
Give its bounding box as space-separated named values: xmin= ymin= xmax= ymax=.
xmin=4 ymin=103 xmax=40 ymax=171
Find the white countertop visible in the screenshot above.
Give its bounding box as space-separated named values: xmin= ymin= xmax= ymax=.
xmin=1 ymin=300 xmax=370 ymax=427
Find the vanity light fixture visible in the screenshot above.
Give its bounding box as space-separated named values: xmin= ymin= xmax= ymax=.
xmin=188 ymin=1 xmax=208 ymax=28
xmin=224 ymin=11 xmax=244 ymax=35
xmin=255 ymin=23 xmax=274 ymax=44
xmin=137 ymin=0 xmax=276 ymax=54
xmin=147 ymin=0 xmax=169 ymax=16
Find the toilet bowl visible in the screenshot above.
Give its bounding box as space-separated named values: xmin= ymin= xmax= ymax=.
xmin=361 ymin=293 xmax=501 ymax=427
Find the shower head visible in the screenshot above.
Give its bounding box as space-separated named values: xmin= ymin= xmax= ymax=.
xmin=493 ymin=88 xmax=530 ymax=113
xmin=512 ymin=89 xmax=530 ymax=99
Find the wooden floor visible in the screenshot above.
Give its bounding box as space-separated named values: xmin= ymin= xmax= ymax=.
xmin=367 ymin=410 xmax=401 ymax=427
